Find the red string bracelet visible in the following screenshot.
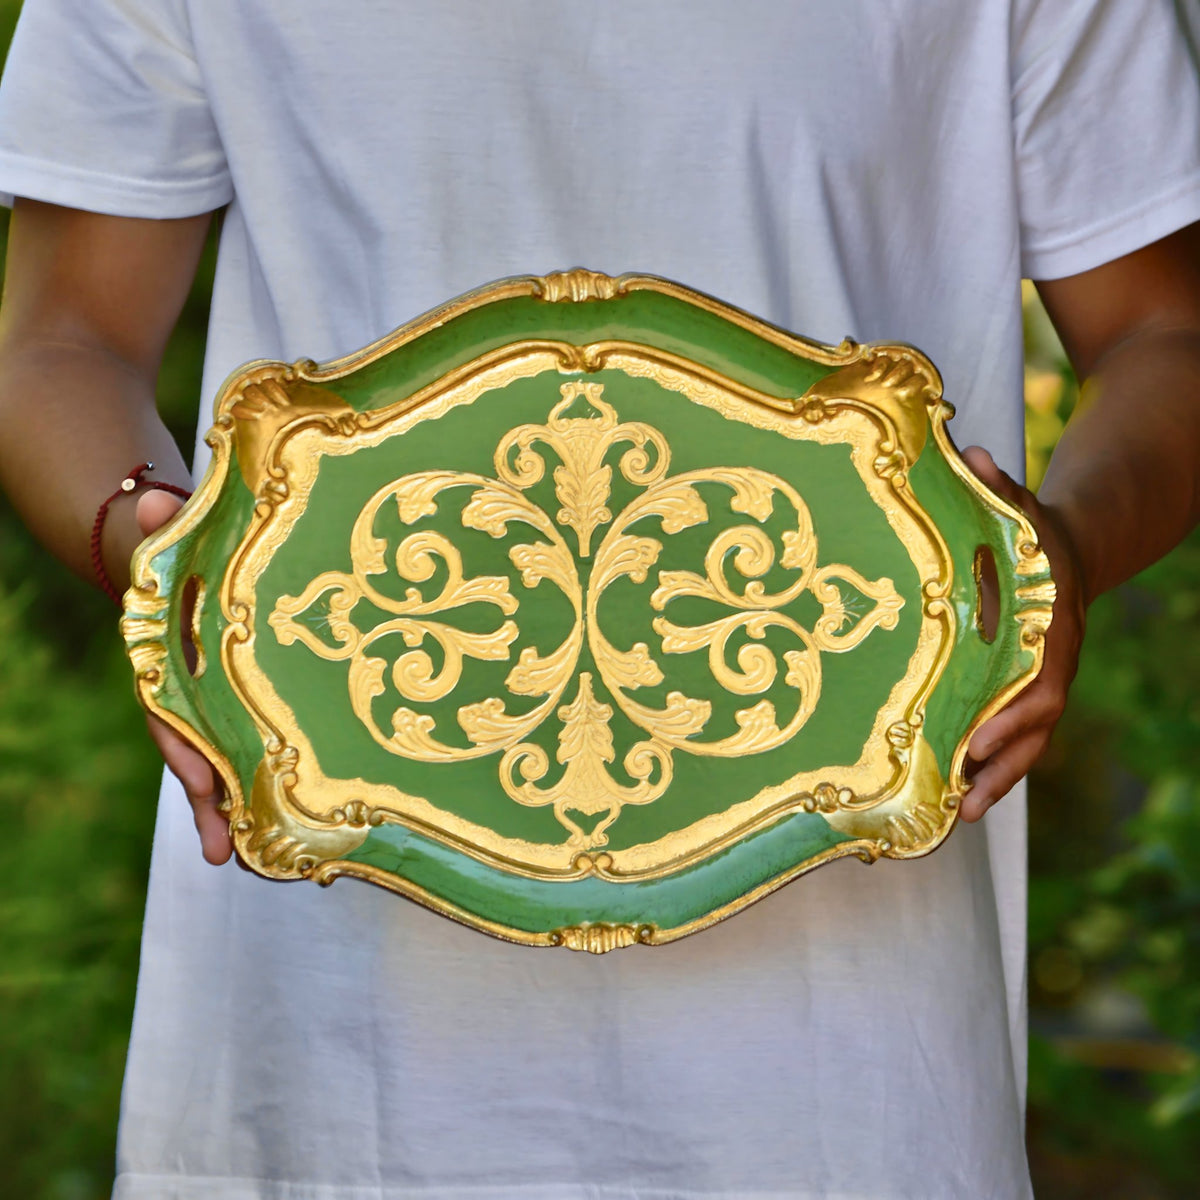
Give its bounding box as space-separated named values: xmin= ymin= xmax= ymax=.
xmin=90 ymin=462 xmax=193 ymax=605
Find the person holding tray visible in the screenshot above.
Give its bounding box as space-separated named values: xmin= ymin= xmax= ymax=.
xmin=1 ymin=2 xmax=1199 ymax=1197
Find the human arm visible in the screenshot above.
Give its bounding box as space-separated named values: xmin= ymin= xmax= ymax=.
xmin=961 ymin=221 xmax=1200 ymax=820
xmin=0 ymin=199 xmax=207 ymax=580
xmin=0 ymin=197 xmax=232 ymax=861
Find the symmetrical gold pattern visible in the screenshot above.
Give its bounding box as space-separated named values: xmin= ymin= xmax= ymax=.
xmin=124 ymin=269 xmax=1055 ymax=949
xmin=270 ymin=381 xmax=905 ymax=849
xmin=214 ymin=338 xmax=957 ymax=885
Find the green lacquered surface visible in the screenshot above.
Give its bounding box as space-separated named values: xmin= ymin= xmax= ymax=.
xmin=134 ymin=278 xmax=1050 ymax=944
xmin=323 ymin=290 xmax=840 ymax=414
xmin=255 ymin=371 xmax=922 ymax=848
xmin=344 ymin=809 xmax=852 ymax=935
xmin=912 ymin=443 xmax=1040 ymax=776
xmin=145 ymin=452 xmax=259 ymax=784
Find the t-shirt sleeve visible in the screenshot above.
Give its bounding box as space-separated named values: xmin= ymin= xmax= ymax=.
xmin=0 ymin=0 xmax=231 ymax=216
xmin=1013 ymin=0 xmax=1200 ymax=280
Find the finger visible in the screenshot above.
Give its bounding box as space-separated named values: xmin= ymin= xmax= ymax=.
xmin=145 ymin=713 xmax=233 ymax=865
xmin=191 ymin=798 xmax=235 ymax=868
xmin=145 ymin=711 xmax=213 ymax=796
xmin=959 ymin=728 xmax=1053 ymax=822
xmin=961 ymin=445 xmax=1030 ymax=511
xmin=136 ymin=488 xmax=185 ymax=537
xmin=968 ymin=680 xmax=1067 ymax=762
xmin=961 ymin=444 xmax=1002 ymax=485
xmin=137 ymin=492 xmax=231 ymax=865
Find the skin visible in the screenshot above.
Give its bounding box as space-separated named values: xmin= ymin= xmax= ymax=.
xmin=2 ymin=200 xmax=1199 ymax=861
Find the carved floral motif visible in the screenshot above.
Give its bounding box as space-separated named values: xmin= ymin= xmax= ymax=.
xmin=270 ymin=382 xmax=905 ymax=847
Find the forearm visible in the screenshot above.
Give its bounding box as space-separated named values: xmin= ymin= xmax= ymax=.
xmin=0 ymin=200 xmax=212 ymax=593
xmin=0 ymin=335 xmax=191 ymax=590
xmin=1038 ymin=326 xmax=1200 ymax=605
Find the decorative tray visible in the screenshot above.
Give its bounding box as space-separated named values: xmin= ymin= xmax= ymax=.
xmin=123 ymin=270 xmax=1054 ymax=952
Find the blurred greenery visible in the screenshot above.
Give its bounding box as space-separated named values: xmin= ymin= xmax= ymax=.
xmin=1 ymin=2 xmax=1199 ymax=1195
xmin=0 ymin=9 xmax=218 ymax=1194
xmin=1021 ymin=287 xmax=1200 ymax=1197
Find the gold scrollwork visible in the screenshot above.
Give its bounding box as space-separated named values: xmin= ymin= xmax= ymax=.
xmin=551 ymin=922 xmax=653 ymax=953
xmin=534 ymin=269 xmax=626 ymax=303
xmin=495 ymin=381 xmax=670 ymax=556
xmin=127 ymin=274 xmax=1022 ymax=946
xmin=270 ymin=471 xmax=583 ymax=762
xmin=121 ymin=581 xmax=170 ymax=693
xmin=501 ymin=673 xmax=670 ymax=847
xmin=272 ymin=382 xmax=906 ymax=848
xmin=237 ymin=742 xmax=373 ymax=876
xmin=802 ymin=348 xmax=938 ymax=466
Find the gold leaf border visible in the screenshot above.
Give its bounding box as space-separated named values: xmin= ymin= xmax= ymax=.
xmin=124 ymin=269 xmax=1052 ymax=949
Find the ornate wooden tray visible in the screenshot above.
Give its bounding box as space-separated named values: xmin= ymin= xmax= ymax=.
xmin=123 ymin=270 xmax=1053 ymax=952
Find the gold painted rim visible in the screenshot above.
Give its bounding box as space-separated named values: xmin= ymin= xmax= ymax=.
xmin=124 ymin=268 xmax=1052 ymax=951
xmin=218 ymin=340 xmax=953 ymax=880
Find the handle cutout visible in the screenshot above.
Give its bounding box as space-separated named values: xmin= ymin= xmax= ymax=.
xmin=973 ymin=545 xmax=999 ymax=644
xmin=181 ymin=575 xmax=207 ymax=679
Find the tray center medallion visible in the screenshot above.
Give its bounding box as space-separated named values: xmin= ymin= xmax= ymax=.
xmin=270 ymin=380 xmax=905 ymax=850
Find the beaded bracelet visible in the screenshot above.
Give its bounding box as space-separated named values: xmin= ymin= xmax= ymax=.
xmin=90 ymin=462 xmax=193 ymax=605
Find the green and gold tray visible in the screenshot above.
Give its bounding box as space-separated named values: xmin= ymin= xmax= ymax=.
xmin=123 ymin=270 xmax=1053 ymax=952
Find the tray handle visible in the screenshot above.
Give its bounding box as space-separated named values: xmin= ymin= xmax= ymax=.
xmin=956 ymin=492 xmax=1056 ymax=770
xmin=122 ymin=517 xmax=235 ymax=787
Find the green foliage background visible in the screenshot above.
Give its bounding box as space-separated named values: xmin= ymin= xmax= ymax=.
xmin=1 ymin=3 xmax=1198 ymax=1195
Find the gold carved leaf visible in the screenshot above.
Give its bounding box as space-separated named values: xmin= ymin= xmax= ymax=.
xmin=270 ymin=379 xmax=910 ymax=850
xmin=800 ymin=349 xmax=939 ymax=467
xmin=619 ymin=477 xmax=708 ymax=535
xmin=458 ymin=694 xmax=558 ymax=755
xmin=495 ymin=381 xmax=670 ymax=557
xmin=535 ymin=268 xmax=624 ymax=303
xmin=391 ymin=471 xmax=455 ymax=524
xmin=599 ymin=642 xmax=664 ymax=692
xmin=504 ymin=632 xmax=581 ymax=698
xmin=238 ymin=748 xmax=371 ymax=877
xmin=390 ymin=618 xmax=520 ymax=703
xmin=388 ymin=530 xmax=518 ymax=616
xmin=617 ymin=690 xmax=713 ymax=744
xmin=508 ymin=539 xmax=578 ymax=596
xmin=590 ymin=533 xmax=663 ymax=594
xmin=499 ymin=674 xmax=671 ymax=847
xmin=553 ymin=923 xmax=650 ymax=954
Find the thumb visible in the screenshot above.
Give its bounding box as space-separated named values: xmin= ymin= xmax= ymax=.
xmin=962 ymin=445 xmax=1027 ymax=510
xmin=136 ymin=488 xmax=185 ymax=537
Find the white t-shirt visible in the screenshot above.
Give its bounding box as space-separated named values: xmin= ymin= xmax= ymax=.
xmin=3 ymin=2 xmax=1199 ymax=1197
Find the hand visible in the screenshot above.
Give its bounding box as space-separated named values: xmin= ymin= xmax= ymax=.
xmin=136 ymin=490 xmax=234 ymax=864
xmin=959 ymin=447 xmax=1088 ymax=822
